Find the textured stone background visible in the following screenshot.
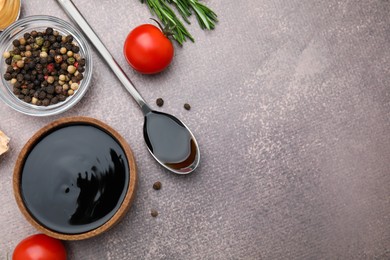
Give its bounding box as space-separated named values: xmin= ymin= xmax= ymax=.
xmin=1 ymin=0 xmax=390 ymax=259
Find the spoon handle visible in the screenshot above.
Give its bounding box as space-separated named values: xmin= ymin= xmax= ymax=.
xmin=56 ymin=0 xmax=151 ymax=114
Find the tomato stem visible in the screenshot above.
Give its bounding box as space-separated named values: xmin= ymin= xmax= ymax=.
xmin=150 ymin=18 xmax=174 ymax=38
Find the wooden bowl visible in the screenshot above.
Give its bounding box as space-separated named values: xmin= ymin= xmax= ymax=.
xmin=13 ymin=116 xmax=137 ymax=240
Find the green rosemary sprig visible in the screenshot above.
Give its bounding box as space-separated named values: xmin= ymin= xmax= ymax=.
xmin=140 ymin=0 xmax=218 ymax=45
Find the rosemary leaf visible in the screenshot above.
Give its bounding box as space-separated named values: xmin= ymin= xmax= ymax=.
xmin=139 ymin=0 xmax=218 ymax=45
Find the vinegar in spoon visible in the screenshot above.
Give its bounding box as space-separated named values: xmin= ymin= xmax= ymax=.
xmin=143 ymin=111 xmax=198 ymax=173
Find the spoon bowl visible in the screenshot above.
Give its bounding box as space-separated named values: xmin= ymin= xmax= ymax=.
xmin=144 ymin=110 xmax=200 ymax=174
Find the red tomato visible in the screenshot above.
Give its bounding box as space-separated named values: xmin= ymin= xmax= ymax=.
xmin=124 ymin=24 xmax=174 ymax=74
xmin=13 ymin=234 xmax=67 ymax=260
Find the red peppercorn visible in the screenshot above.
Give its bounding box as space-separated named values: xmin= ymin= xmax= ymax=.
xmin=74 ymin=61 xmax=79 ymax=68
xmin=46 ymin=63 xmax=55 ymax=73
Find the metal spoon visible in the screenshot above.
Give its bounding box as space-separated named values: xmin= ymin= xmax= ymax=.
xmin=56 ymin=0 xmax=200 ymax=174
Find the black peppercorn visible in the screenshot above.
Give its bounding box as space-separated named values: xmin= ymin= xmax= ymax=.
xmin=42 ymin=98 xmax=50 ymax=106
xmin=13 ymin=48 xmax=21 ymax=55
xmin=153 ymin=181 xmax=162 ymax=190
xmin=78 ymin=59 xmax=86 ymax=66
xmin=13 ymin=39 xmax=20 ymax=47
xmin=66 ymin=35 xmax=74 ymax=43
xmin=76 ymin=73 xmax=83 ymax=81
xmin=51 ymin=96 xmax=59 ymax=104
xmin=46 ymin=85 xmax=54 ymax=94
xmin=24 ymin=96 xmax=32 ymax=103
xmin=72 ymin=45 xmax=80 ymax=53
xmin=151 ymin=209 xmax=158 ymax=218
xmin=21 ymin=89 xmax=29 ymax=95
xmin=37 ymin=74 xmax=44 ymax=81
xmin=3 ymin=73 xmax=12 ymax=81
xmin=35 ymin=63 xmax=43 ymax=71
xmin=184 ymin=103 xmax=191 ymax=110
xmin=55 ymin=85 xmax=63 ymax=94
xmin=24 ymin=33 xmax=31 ymax=40
xmin=38 ymin=91 xmax=46 ymax=100
xmin=27 ymin=37 xmax=35 ymax=44
xmin=58 ymin=94 xmax=66 ymax=101
xmin=45 ymin=27 xmax=54 ymax=35
xmin=14 ymin=81 xmax=21 ymax=88
xmin=16 ymin=74 xmax=24 ymax=82
xmin=13 ymin=88 xmax=20 ymax=95
xmin=156 ymin=98 xmax=164 ymax=107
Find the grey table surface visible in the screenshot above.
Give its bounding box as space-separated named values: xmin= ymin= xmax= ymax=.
xmin=1 ymin=0 xmax=390 ymax=259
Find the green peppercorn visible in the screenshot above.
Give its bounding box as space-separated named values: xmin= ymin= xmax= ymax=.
xmin=67 ymin=57 xmax=75 ymax=65
xmin=35 ymin=37 xmax=44 ymax=46
xmin=12 ymin=55 xmax=22 ymax=61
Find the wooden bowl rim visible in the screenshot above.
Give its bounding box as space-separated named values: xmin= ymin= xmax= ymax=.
xmin=13 ymin=116 xmax=137 ymax=241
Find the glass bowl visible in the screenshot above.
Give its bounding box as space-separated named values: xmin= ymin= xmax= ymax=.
xmin=0 ymin=15 xmax=93 ymax=116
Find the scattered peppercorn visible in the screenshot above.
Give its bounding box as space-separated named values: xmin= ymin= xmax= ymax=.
xmin=153 ymin=181 xmax=162 ymax=190
xmin=156 ymin=98 xmax=164 ymax=107
xmin=2 ymin=28 xmax=86 ymax=106
xmin=151 ymin=209 xmax=158 ymax=217
xmin=184 ymin=103 xmax=191 ymax=110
